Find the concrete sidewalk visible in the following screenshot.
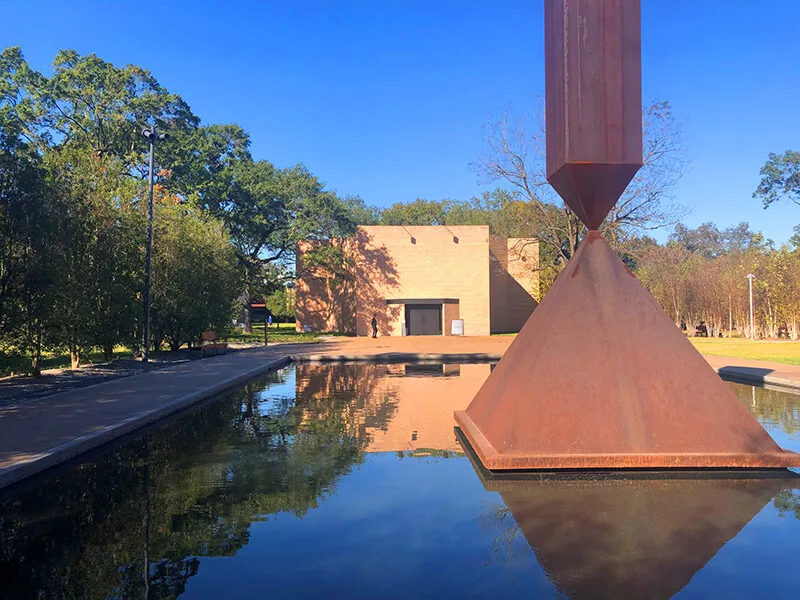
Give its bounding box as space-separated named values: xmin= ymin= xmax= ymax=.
xmin=2 ymin=335 xmax=800 ymax=490
xmin=0 ymin=344 xmax=306 ymax=489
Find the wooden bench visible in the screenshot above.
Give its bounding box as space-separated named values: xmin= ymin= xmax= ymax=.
xmin=189 ymin=331 xmax=228 ymax=357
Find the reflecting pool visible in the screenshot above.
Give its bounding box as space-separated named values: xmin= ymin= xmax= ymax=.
xmin=1 ymin=363 xmax=799 ymax=599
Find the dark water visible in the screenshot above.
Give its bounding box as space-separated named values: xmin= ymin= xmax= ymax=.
xmin=1 ymin=362 xmax=799 ymax=600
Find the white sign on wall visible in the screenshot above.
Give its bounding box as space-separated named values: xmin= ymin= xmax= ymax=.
xmin=451 ymin=319 xmax=465 ymax=336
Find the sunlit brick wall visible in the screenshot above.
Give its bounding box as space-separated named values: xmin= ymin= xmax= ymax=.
xmin=296 ymin=226 xmax=538 ymax=336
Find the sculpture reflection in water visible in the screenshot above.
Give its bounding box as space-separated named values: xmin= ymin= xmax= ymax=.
xmin=479 ymin=472 xmax=796 ymax=599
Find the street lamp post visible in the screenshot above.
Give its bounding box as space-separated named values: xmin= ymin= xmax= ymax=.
xmin=747 ymin=273 xmax=755 ymax=341
xmin=141 ymin=126 xmax=169 ymax=364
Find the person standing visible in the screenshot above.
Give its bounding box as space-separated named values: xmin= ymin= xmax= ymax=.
xmin=371 ymin=314 xmax=378 ymax=338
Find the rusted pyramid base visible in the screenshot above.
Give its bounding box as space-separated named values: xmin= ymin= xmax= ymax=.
xmin=455 ymin=231 xmax=800 ymax=470
xmin=480 ymin=475 xmax=787 ymax=599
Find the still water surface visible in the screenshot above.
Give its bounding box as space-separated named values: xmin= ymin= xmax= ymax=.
xmin=1 ymin=362 xmax=799 ymax=599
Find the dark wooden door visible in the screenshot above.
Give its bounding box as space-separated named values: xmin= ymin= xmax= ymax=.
xmin=406 ymin=305 xmax=442 ymax=335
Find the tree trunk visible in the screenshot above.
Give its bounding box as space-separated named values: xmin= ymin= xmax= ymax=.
xmin=103 ymin=343 xmax=114 ymax=362
xmin=243 ymin=275 xmax=253 ymax=334
xmin=728 ymin=298 xmax=733 ymax=338
xmin=70 ymin=343 xmax=80 ymax=369
xmin=31 ymin=322 xmax=42 ymax=377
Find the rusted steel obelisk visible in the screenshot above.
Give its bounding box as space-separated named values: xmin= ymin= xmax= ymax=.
xmin=454 ymin=0 xmax=800 ymax=471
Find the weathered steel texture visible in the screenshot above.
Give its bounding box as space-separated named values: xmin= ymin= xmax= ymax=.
xmin=545 ymin=0 xmax=643 ymax=228
xmin=454 ymin=233 xmax=800 ymax=470
xmin=455 ymin=0 xmax=800 ymax=472
xmin=478 ymin=476 xmax=785 ymax=599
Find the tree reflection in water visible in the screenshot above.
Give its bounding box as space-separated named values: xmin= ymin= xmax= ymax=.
xmin=727 ymin=380 xmax=800 ymax=436
xmin=0 ymin=365 xmax=397 ymax=600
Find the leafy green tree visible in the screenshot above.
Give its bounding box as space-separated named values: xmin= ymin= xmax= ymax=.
xmin=43 ymin=148 xmax=144 ymax=367
xmin=150 ymin=193 xmax=240 ymax=351
xmin=202 ymin=159 xmax=357 ymax=331
xmin=754 ymin=150 xmax=800 ymax=208
xmin=669 ymin=222 xmax=763 ymax=259
xmin=0 ymin=139 xmax=60 ymax=374
xmin=264 ymin=287 xmax=296 ymax=321
xmin=342 ymin=194 xmax=381 ymax=225
xmin=2 ymin=44 xmax=362 ymax=368
xmin=380 ymin=198 xmax=451 ymax=225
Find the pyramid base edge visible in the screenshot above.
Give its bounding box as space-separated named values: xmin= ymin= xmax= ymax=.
xmin=453 ymin=410 xmax=800 ymax=471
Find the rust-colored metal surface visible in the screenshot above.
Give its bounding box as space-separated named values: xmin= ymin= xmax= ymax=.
xmin=477 ymin=475 xmax=786 ymax=599
xmin=545 ymin=0 xmax=643 ymax=229
xmin=455 ymin=0 xmax=800 ymax=471
xmin=455 ymin=233 xmax=800 ymax=469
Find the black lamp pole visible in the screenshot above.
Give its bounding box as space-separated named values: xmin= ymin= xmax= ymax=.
xmin=141 ymin=126 xmax=168 ymax=364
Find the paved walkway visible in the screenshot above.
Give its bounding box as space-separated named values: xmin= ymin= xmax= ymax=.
xmin=2 ymin=335 xmax=800 ymax=490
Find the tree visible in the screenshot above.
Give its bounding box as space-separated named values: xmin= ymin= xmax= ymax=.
xmin=2 ymin=45 xmax=362 ymax=370
xmin=474 ymin=101 xmax=688 ymax=266
xmin=202 ymin=159 xmax=357 ymax=332
xmin=43 ymin=148 xmax=144 ymax=367
xmin=380 ymin=198 xmax=450 ymax=225
xmin=668 ymin=221 xmax=762 ymax=259
xmin=264 ymin=287 xmax=296 ymax=322
xmin=341 ymin=194 xmax=381 ymax=226
xmin=150 ymin=193 xmax=240 ymax=351
xmin=754 ymin=150 xmax=800 ymax=208
xmin=0 ymin=138 xmax=60 ymax=375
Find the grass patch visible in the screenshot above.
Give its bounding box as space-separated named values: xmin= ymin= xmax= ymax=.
xmin=0 ymin=346 xmax=135 ymax=378
xmin=225 ymin=322 xmax=326 ymax=345
xmin=1 ymin=323 xmax=327 ymax=378
xmin=689 ymin=338 xmax=800 ymax=366
xmin=488 ymin=332 xmax=800 ymax=366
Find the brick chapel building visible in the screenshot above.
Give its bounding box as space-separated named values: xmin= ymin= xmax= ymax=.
xmin=295 ymin=225 xmax=539 ymax=337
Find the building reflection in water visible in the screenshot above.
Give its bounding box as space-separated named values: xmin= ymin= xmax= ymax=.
xmin=295 ymin=362 xmax=491 ymax=454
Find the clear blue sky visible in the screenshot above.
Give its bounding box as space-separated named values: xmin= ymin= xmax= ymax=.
xmin=3 ymin=1 xmax=799 ymax=243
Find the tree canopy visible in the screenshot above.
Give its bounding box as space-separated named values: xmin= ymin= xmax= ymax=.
xmin=1 ymin=46 xmax=359 ymax=370
xmin=754 ymin=150 xmax=800 ymax=208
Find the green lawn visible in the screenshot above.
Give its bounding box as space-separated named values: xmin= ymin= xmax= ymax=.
xmin=493 ymin=332 xmax=800 ymax=366
xmin=225 ymin=322 xmax=327 ymax=345
xmin=1 ymin=324 xmax=319 ymax=377
xmin=688 ymin=338 xmax=800 ymax=366
xmin=0 ymin=346 xmax=135 ymax=378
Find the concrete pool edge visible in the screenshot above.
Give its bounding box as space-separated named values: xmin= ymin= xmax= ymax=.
xmin=293 ymin=352 xmax=800 ymax=392
xmin=0 ymin=355 xmax=292 ymax=491
xmin=291 ymin=352 xmax=502 ymax=364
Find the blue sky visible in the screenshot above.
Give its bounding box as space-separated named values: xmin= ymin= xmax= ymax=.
xmin=3 ymin=1 xmax=799 ymax=243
